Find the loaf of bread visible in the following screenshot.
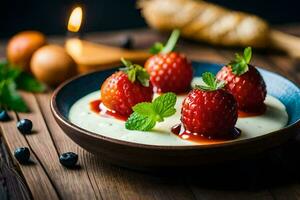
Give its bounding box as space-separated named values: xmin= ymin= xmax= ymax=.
xmin=139 ymin=0 xmax=270 ymax=48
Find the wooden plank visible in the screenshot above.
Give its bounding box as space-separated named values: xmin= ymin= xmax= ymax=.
xmin=269 ymin=185 xmax=300 ymax=200
xmin=84 ymin=156 xmax=196 ymax=200
xmin=0 ymin=139 xmax=31 ymax=200
xmin=37 ymin=93 xmax=196 ymax=200
xmin=0 ymin=111 xmax=59 ymax=200
xmin=17 ymin=92 xmax=98 ymax=200
xmin=35 ymin=93 xmax=100 ymax=200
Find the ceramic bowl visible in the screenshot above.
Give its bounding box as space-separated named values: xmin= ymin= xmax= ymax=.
xmin=51 ymin=61 xmax=300 ymax=170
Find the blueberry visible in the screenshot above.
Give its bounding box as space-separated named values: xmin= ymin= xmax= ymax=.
xmin=17 ymin=119 xmax=33 ymax=134
xmin=59 ymin=152 xmax=78 ymax=168
xmin=121 ymin=36 xmax=134 ymax=49
xmin=0 ymin=110 xmax=10 ymax=121
xmin=14 ymin=147 xmax=30 ymax=164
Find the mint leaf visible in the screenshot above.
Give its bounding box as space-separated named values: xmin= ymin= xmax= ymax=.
xmin=125 ymin=112 xmax=156 ymax=131
xmin=0 ymin=62 xmax=22 ymax=81
xmin=0 ymin=61 xmax=44 ymax=112
xmin=229 ymin=47 xmax=252 ymax=76
xmin=153 ymin=92 xmax=176 ymax=118
xmin=125 ymin=93 xmax=177 ymax=131
xmin=133 ymin=102 xmax=156 ymax=116
xmin=16 ymin=72 xmax=46 ymax=92
xmin=0 ymin=81 xmax=28 ymax=112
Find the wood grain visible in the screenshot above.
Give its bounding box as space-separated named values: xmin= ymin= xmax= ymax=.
xmin=1 ymin=28 xmax=300 ymax=199
xmin=0 ymin=139 xmax=31 ymax=200
xmin=0 ymin=110 xmax=59 ymax=199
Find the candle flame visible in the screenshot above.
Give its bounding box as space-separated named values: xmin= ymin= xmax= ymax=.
xmin=67 ymin=7 xmax=83 ymax=32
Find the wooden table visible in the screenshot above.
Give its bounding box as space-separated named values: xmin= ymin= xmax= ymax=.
xmin=1 ymin=27 xmax=300 ymax=200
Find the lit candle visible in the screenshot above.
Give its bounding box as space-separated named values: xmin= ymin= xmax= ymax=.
xmin=65 ymin=6 xmax=150 ymax=74
xmin=65 ymin=6 xmax=83 ymax=60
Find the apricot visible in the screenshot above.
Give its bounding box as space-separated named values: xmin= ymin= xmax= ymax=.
xmin=7 ymin=31 xmax=46 ymax=71
xmin=30 ymin=45 xmax=77 ymax=86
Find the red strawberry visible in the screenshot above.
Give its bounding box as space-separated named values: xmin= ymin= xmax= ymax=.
xmin=216 ymin=47 xmax=266 ymax=112
xmin=145 ymin=29 xmax=193 ymax=93
xmin=181 ymin=72 xmax=238 ymax=138
xmin=101 ymin=59 xmax=153 ymax=116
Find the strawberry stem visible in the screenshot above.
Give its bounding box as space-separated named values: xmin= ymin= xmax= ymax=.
xmin=120 ymin=58 xmax=150 ymax=87
xmin=195 ymin=72 xmax=225 ymax=91
xmin=161 ymin=29 xmax=180 ymax=54
xmin=229 ymin=47 xmax=252 ymax=76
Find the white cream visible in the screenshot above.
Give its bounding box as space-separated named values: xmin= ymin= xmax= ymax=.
xmin=69 ymin=78 xmax=288 ymax=146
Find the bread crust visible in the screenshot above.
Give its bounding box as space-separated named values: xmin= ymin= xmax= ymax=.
xmin=139 ymin=0 xmax=270 ymax=47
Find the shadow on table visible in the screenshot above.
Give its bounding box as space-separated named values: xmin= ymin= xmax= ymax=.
xmin=97 ymin=137 xmax=300 ymax=191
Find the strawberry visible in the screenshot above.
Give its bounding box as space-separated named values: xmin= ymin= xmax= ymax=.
xmin=144 ymin=29 xmax=193 ymax=93
xmin=100 ymin=58 xmax=153 ymax=116
xmin=216 ymin=47 xmax=266 ymax=112
xmin=181 ymin=72 xmax=238 ymax=138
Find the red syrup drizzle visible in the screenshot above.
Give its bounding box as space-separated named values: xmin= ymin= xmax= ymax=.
xmin=238 ymin=103 xmax=266 ymax=118
xmin=171 ymin=124 xmax=241 ymax=144
xmin=89 ymin=99 xmax=128 ymax=121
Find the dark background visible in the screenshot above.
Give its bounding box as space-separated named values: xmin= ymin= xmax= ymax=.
xmin=1 ymin=0 xmax=300 ymax=38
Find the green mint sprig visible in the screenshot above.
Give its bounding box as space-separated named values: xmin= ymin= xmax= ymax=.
xmin=229 ymin=47 xmax=252 ymax=76
xmin=120 ymin=58 xmax=150 ymax=87
xmin=125 ymin=92 xmax=177 ymax=131
xmin=195 ymin=72 xmax=225 ymax=91
xmin=149 ymin=29 xmax=180 ymax=54
xmin=0 ymin=61 xmax=46 ymax=112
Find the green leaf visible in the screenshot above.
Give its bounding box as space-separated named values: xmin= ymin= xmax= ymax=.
xmin=0 ymin=62 xmax=22 ymax=82
xmin=230 ymin=61 xmax=248 ymax=76
xmin=0 ymin=61 xmax=45 ymax=112
xmin=149 ymin=42 xmax=164 ymax=54
xmin=120 ymin=58 xmax=150 ymax=87
xmin=243 ymin=47 xmax=252 ymax=64
xmin=127 ymin=68 xmax=136 ymax=83
xmin=125 ymin=93 xmax=177 ymax=131
xmin=133 ymin=102 xmax=156 ymax=116
xmin=153 ymin=92 xmax=177 ymax=118
xmin=136 ymin=66 xmax=150 ymax=87
xmin=202 ymin=72 xmax=216 ymax=88
xmin=0 ymin=81 xmax=28 ymax=112
xmin=7 ymin=68 xmax=22 ymax=81
xmin=16 ymin=72 xmax=46 ymax=92
xmin=196 ymin=85 xmax=212 ymax=91
xmin=125 ymin=112 xmax=156 ymax=131
xmin=120 ymin=58 xmax=132 ymax=68
xmin=160 ymin=107 xmax=176 ymax=118
xmin=229 ymin=47 xmax=252 ymax=76
xmin=195 ymin=72 xmax=224 ymax=91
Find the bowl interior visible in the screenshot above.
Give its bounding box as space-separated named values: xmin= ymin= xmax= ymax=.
xmin=55 ymin=61 xmax=300 ymax=126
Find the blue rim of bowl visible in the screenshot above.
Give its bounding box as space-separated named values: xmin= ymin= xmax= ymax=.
xmin=51 ymin=61 xmax=300 ymax=150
